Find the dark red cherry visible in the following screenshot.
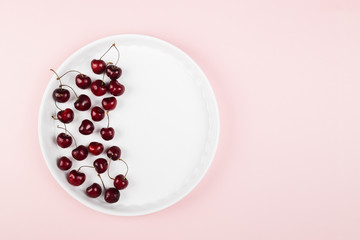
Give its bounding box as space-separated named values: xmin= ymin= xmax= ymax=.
xmin=79 ymin=119 xmax=94 ymax=135
xmin=56 ymin=133 xmax=72 ymax=148
xmin=106 ymin=65 xmax=122 ymax=80
xmin=91 ymin=106 xmax=105 ymax=121
xmin=86 ymin=183 xmax=102 ymax=198
xmin=106 ymin=146 xmax=121 ymax=160
xmin=88 ymin=142 xmax=104 ymax=155
xmin=108 ymin=80 xmax=125 ymax=96
xmin=91 ymin=80 xmax=107 ymax=96
xmin=91 ymin=59 xmax=106 ymax=74
xmin=114 ymin=174 xmax=128 ymax=190
xmin=93 ymin=158 xmax=108 ymax=174
xmin=100 ymin=127 xmax=114 ymax=141
xmin=104 ymin=188 xmax=120 ymax=203
xmin=68 ymin=170 xmax=86 ymax=186
xmin=57 ymin=156 xmax=72 ymax=171
xmin=57 ymin=108 xmax=74 ymax=124
xmin=74 ymin=94 xmax=91 ymax=111
xmin=102 ymin=97 xmax=117 ymax=111
xmin=53 ymin=88 xmax=70 ymax=103
xmin=75 ymin=74 xmax=91 ymax=89
xmin=72 ymin=145 xmax=88 ymax=160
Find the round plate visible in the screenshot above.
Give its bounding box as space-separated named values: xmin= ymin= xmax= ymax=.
xmin=38 ymin=34 xmax=219 ymax=216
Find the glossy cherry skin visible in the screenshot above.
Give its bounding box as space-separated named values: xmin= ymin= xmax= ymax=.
xmin=93 ymin=158 xmax=108 ymax=174
xmin=104 ymin=188 xmax=120 ymax=203
xmin=68 ymin=170 xmax=86 ymax=186
xmin=108 ymin=80 xmax=125 ymax=96
xmin=74 ymin=94 xmax=91 ymax=111
xmin=88 ymin=142 xmax=104 ymax=155
xmin=75 ymin=74 xmax=91 ymax=89
xmin=102 ymin=97 xmax=117 ymax=111
xmin=57 ymin=156 xmax=72 ymax=171
xmin=114 ymin=174 xmax=128 ymax=190
xmin=79 ymin=119 xmax=94 ymax=135
xmin=106 ymin=146 xmax=121 ymax=160
xmin=100 ymin=127 xmax=114 ymax=141
xmin=53 ymin=88 xmax=70 ymax=103
xmin=91 ymin=59 xmax=106 ymax=74
xmin=72 ymin=145 xmax=88 ymax=160
xmin=57 ymin=108 xmax=74 ymax=124
xmin=91 ymin=106 xmax=105 ymax=121
xmin=106 ymin=65 xmax=122 ymax=80
xmin=86 ymin=183 xmax=102 ymax=198
xmin=91 ymin=80 xmax=107 ymax=96
xmin=56 ymin=133 xmax=72 ymax=148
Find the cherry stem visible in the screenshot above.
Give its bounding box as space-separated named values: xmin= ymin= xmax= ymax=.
xmin=98 ymin=174 xmax=106 ymax=189
xmin=107 ymin=159 xmax=115 ymax=180
xmin=119 ymin=158 xmax=129 ymax=178
xmin=51 ymin=116 xmax=57 ymax=120
xmin=58 ymin=70 xmax=83 ymax=79
xmin=50 ymin=69 xmax=63 ymax=86
xmin=102 ymin=62 xmax=112 ymax=81
xmin=106 ymin=111 xmax=110 ymax=128
xmin=77 ymin=165 xmax=94 ymax=172
xmin=99 ymin=43 xmax=117 ymax=60
xmin=113 ymin=44 xmax=120 ymax=66
xmin=57 ymin=125 xmax=77 ymax=148
xmin=54 ymin=100 xmax=62 ymax=111
xmin=59 ymin=84 xmax=79 ymax=99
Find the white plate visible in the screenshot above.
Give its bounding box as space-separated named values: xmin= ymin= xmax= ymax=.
xmin=38 ymin=34 xmax=219 ymax=216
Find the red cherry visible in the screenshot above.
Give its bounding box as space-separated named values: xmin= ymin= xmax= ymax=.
xmin=93 ymin=158 xmax=108 ymax=174
xmin=102 ymin=97 xmax=117 ymax=111
xmin=86 ymin=183 xmax=102 ymax=198
xmin=91 ymin=106 xmax=105 ymax=121
xmin=91 ymin=80 xmax=108 ymax=96
xmin=53 ymin=88 xmax=70 ymax=103
xmin=68 ymin=170 xmax=86 ymax=186
xmin=74 ymin=94 xmax=91 ymax=111
xmin=104 ymin=188 xmax=120 ymax=203
xmin=114 ymin=174 xmax=128 ymax=190
xmin=91 ymin=59 xmax=106 ymax=74
xmin=88 ymin=142 xmax=104 ymax=155
xmin=56 ymin=133 xmax=72 ymax=148
xmin=108 ymin=80 xmax=125 ymax=96
xmin=57 ymin=156 xmax=72 ymax=171
xmin=75 ymin=74 xmax=91 ymax=89
xmin=79 ymin=119 xmax=94 ymax=135
xmin=106 ymin=65 xmax=122 ymax=80
xmin=106 ymin=146 xmax=121 ymax=160
xmin=100 ymin=127 xmax=114 ymax=141
xmin=57 ymin=108 xmax=74 ymax=124
xmin=72 ymin=145 xmax=88 ymax=161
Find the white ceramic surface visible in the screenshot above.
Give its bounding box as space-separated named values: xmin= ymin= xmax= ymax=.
xmin=38 ymin=34 xmax=219 ymax=216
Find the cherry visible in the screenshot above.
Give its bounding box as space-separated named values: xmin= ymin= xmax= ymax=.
xmin=106 ymin=146 xmax=121 ymax=160
xmin=68 ymin=170 xmax=86 ymax=186
xmin=74 ymin=94 xmax=91 ymax=111
xmin=57 ymin=156 xmax=72 ymax=171
xmin=102 ymin=97 xmax=117 ymax=111
xmin=86 ymin=183 xmax=102 ymax=198
xmin=53 ymin=88 xmax=70 ymax=103
xmin=104 ymin=188 xmax=120 ymax=203
xmin=91 ymin=106 xmax=105 ymax=121
xmin=106 ymin=65 xmax=122 ymax=80
xmin=57 ymin=108 xmax=74 ymax=124
xmin=108 ymin=80 xmax=125 ymax=96
xmin=91 ymin=80 xmax=107 ymax=96
xmin=72 ymin=145 xmax=88 ymax=161
xmin=76 ymin=74 xmax=92 ymax=89
xmin=101 ymin=127 xmax=114 ymax=141
xmin=91 ymin=59 xmax=106 ymax=74
xmin=88 ymin=142 xmax=104 ymax=155
xmin=93 ymin=158 xmax=108 ymax=174
xmin=79 ymin=119 xmax=94 ymax=135
xmin=114 ymin=174 xmax=128 ymax=190
xmin=56 ymin=133 xmax=72 ymax=148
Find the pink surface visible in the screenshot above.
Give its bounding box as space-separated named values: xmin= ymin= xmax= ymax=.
xmin=0 ymin=0 xmax=360 ymax=239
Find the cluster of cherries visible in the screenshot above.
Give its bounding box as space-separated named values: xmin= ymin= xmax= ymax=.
xmin=52 ymin=44 xmax=128 ymax=203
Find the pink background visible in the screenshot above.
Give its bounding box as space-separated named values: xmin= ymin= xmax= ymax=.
xmin=1 ymin=0 xmax=360 ymax=239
